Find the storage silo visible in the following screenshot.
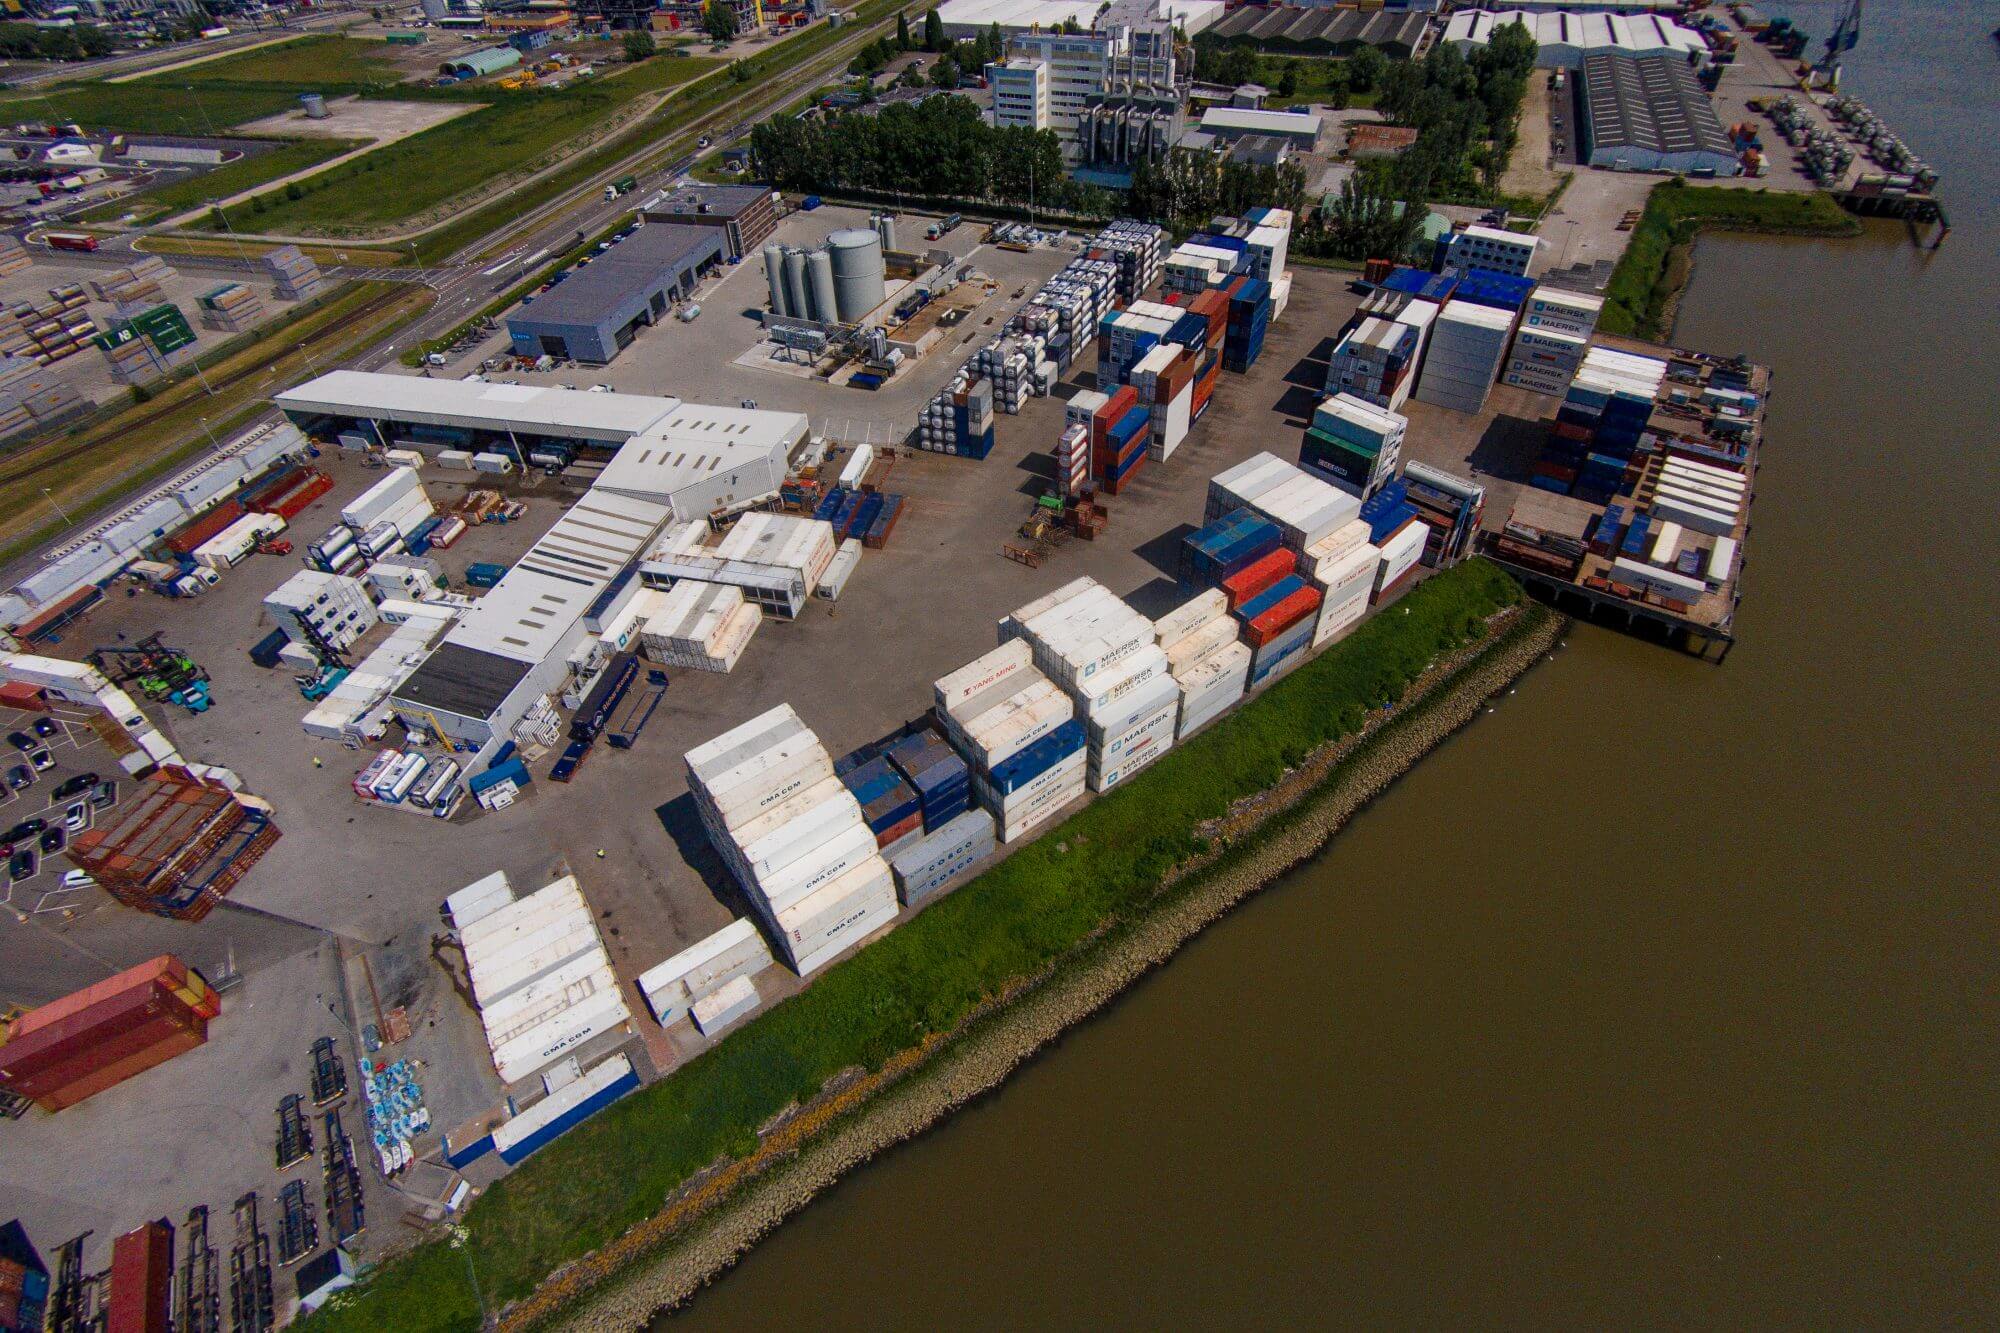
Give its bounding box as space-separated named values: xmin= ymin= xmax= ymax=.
xmin=806 ymin=249 xmax=838 ymax=324
xmin=876 ymin=213 xmax=897 ymax=253
xmin=763 ymin=244 xmax=789 ymax=316
xmin=781 ymin=248 xmax=810 ymax=322
xmin=300 ymin=92 xmax=329 ymax=119
xmin=826 ymin=229 xmax=886 ymax=323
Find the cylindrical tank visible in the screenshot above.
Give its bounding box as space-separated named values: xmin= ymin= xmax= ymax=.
xmin=300 ymin=92 xmax=328 ymax=119
xmin=878 ymin=214 xmax=898 ymax=253
xmin=781 ymin=248 xmax=809 ymax=322
xmin=763 ymin=244 xmax=788 ymax=316
xmin=826 ymin=228 xmax=886 ymax=324
xmin=806 ymin=249 xmax=837 ymax=324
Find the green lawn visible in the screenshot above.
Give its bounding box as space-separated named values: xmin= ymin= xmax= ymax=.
xmin=170 ymin=34 xmax=402 ymax=88
xmin=80 ymin=137 xmax=363 ymax=224
xmin=300 ymin=559 xmax=1524 ymax=1332
xmin=222 ymin=55 xmax=719 ymax=232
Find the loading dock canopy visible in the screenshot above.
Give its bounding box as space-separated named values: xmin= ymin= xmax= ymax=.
xmin=275 ymin=371 xmax=682 ymax=444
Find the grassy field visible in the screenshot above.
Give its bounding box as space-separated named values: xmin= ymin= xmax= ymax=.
xmin=79 ymin=137 xmax=364 ymax=225
xmin=0 ymin=282 xmax=433 ymax=566
xmin=219 ymin=55 xmax=720 ymax=233
xmin=1601 ymin=181 xmax=1857 ymax=338
xmin=133 ymin=235 xmax=402 ymax=265
xmin=300 ymin=559 xmax=1523 ymax=1332
xmin=168 ymin=34 xmax=401 ymax=87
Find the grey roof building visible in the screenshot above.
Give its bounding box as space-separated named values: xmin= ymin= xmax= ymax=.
xmin=637 ymin=184 xmax=778 ymax=260
xmin=1203 ymin=7 xmax=1427 ymax=58
xmin=506 ymin=224 xmax=724 ymax=364
xmin=1580 ymin=51 xmax=1738 ymax=175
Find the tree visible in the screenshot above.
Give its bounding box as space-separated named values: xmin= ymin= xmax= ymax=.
xmin=987 ymin=21 xmax=1003 ymax=62
xmin=1277 ymin=60 xmax=1299 ymax=99
xmin=897 ymin=59 xmax=925 ymax=89
xmin=1347 ymin=44 xmax=1387 ymax=94
xmin=929 ymin=52 xmax=958 ymax=89
xmin=622 ymin=29 xmax=657 ymax=61
xmin=702 ymin=2 xmax=737 ymax=43
xmin=922 ymin=8 xmax=944 ymax=52
xmin=896 ymin=11 xmax=911 ymax=51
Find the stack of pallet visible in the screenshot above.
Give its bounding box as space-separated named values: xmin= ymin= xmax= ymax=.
xmin=0 ymin=234 xmax=32 ymax=278
xmin=196 ymin=281 xmax=267 ymax=332
xmin=2 ymin=288 xmax=96 ymax=364
xmin=264 ymin=244 xmax=325 ymax=301
xmin=88 ymin=255 xmax=177 ymax=304
xmin=0 ymin=354 xmax=86 ymax=440
xmin=67 ymin=768 xmax=282 ymax=921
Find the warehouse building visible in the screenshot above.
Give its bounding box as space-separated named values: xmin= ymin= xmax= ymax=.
xmin=1202 ymin=6 xmax=1428 ymax=59
xmin=1580 ymin=51 xmax=1738 ymax=175
xmin=638 ymin=185 xmax=779 ymax=261
xmin=935 ymin=0 xmax=1221 ymax=39
xmin=1195 ymin=106 xmax=1323 ymax=151
xmin=1443 ymin=9 xmax=1708 ymax=68
xmin=505 ymin=224 xmax=724 ymax=364
xmin=440 ymin=47 xmax=523 ymax=78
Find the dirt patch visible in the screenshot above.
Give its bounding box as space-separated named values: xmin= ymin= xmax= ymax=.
xmin=1502 ymin=75 xmax=1564 ymax=201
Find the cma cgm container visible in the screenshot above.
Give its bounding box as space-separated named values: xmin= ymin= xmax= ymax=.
xmin=108 ymin=1220 xmax=173 ymax=1333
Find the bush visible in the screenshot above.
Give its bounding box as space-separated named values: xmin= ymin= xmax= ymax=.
xmin=300 ymin=560 xmax=1523 ymax=1333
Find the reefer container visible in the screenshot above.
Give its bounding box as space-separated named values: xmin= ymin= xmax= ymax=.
xmin=888 ymin=806 xmax=996 ymax=906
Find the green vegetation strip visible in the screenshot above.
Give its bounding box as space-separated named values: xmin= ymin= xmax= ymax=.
xmin=80 ymin=138 xmax=365 ymax=225
xmin=303 ymin=559 xmax=1522 ymax=1332
xmin=1600 ymin=181 xmax=1858 ymax=339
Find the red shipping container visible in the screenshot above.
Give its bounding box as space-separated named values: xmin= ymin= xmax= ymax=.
xmin=3 ymin=1004 xmax=204 ymax=1096
xmin=108 ymin=1221 xmax=173 ymax=1333
xmin=1090 ymin=385 xmax=1137 ymax=438
xmin=875 ymin=810 xmax=922 ymax=849
xmin=1244 ymin=584 xmax=1322 ymax=646
xmin=163 ymin=500 xmax=244 ymax=556
xmin=0 ymin=680 xmax=43 ymax=711
xmin=260 ymin=470 xmax=333 ymax=521
xmin=5 ymin=954 xmax=190 ymax=1039
xmin=1220 ymin=548 xmax=1297 ymax=609
xmin=1100 ymin=447 xmax=1146 ymax=496
xmin=34 ymin=1027 xmax=204 ymax=1110
xmin=1 ymin=976 xmax=203 ymax=1077
xmin=243 ymin=465 xmax=300 ymax=509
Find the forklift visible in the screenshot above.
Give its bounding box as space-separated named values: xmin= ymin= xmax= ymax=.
xmin=89 ymin=635 xmax=212 ymax=712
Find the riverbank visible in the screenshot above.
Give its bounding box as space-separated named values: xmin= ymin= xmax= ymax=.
xmin=1598 ymin=181 xmax=1858 ymax=340
xmin=525 ymin=600 xmax=1566 ymax=1330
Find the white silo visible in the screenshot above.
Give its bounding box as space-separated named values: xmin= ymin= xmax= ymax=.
xmin=826 ymin=228 xmax=886 ymax=323
xmin=876 ymin=213 xmax=898 ymax=253
xmin=781 ymin=248 xmax=809 ymax=321
xmin=763 ymin=244 xmax=789 ymax=316
xmin=806 ymin=249 xmax=838 ymax=324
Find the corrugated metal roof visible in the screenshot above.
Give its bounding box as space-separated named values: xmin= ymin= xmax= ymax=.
xmin=1582 ymin=50 xmax=1735 ymax=159
xmin=592 ymin=405 xmax=804 ymax=505
xmin=509 ymin=224 xmax=722 ymax=330
xmin=274 ymin=370 xmax=680 ymax=443
xmin=1199 ymin=106 xmax=1322 ymax=138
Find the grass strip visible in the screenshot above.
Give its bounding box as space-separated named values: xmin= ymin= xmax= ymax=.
xmin=1599 ymin=180 xmax=1857 ymax=339
xmin=302 ymin=559 xmax=1522 ymax=1333
xmin=78 ymin=137 xmax=365 ymax=225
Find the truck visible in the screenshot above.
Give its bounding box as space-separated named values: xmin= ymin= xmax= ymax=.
xmin=603 ymin=175 xmax=637 ymax=201
xmin=44 ymin=231 xmax=99 ymax=253
xmin=568 ymin=652 xmax=638 ymax=744
xmin=924 ymin=213 xmax=962 ymax=240
xmin=604 ymin=669 xmax=667 ymax=750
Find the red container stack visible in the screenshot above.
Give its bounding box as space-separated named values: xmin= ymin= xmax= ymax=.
xmin=1240 ymin=578 xmax=1323 ymax=647
xmin=1219 ymin=547 xmax=1296 ymax=610
xmin=0 ymin=956 xmax=218 ymax=1111
xmin=163 ymin=500 xmax=244 ymax=556
xmin=250 ymin=468 xmax=333 ymax=522
xmin=108 ymin=1220 xmax=173 ymax=1333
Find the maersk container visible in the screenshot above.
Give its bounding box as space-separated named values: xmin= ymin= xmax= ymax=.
xmin=1081 ymin=664 xmax=1179 ymax=746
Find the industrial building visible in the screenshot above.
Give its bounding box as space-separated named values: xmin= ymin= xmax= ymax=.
xmin=935 ymin=0 xmax=1221 ymax=39
xmin=505 ymin=224 xmax=724 ymax=364
xmin=638 ymin=184 xmax=779 ymax=261
xmin=1442 ymin=224 xmax=1541 ymax=278
xmin=988 ymin=29 xmax=1179 ymax=161
xmin=1580 ymin=51 xmax=1739 ymax=175
xmin=1194 ymin=106 xmax=1323 ymax=151
xmin=1202 ymin=6 xmax=1429 ymax=59
xmin=275 ymin=371 xmax=806 ymax=764
xmin=1442 ymin=8 xmax=1709 ymax=68
xmin=762 ymin=225 xmax=889 ymax=325
xmin=439 ymin=46 xmax=523 ymax=78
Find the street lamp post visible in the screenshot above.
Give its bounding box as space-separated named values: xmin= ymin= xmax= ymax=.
xmin=41 ymin=487 xmax=71 ymax=527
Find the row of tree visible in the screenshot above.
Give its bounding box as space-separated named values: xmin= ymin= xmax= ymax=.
xmin=1186 ymin=36 xmax=1391 ymax=105
xmin=1369 ymin=26 xmax=1537 ymax=199
xmin=750 ymin=93 xmax=1092 ymax=211
xmin=0 ymin=20 xmax=112 ymax=62
xmin=1126 ymin=150 xmax=1308 ymax=236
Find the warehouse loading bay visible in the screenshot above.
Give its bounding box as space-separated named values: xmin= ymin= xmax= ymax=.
xmin=1 ymin=259 xmax=1555 ymax=1275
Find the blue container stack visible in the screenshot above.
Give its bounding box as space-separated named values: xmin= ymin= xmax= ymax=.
xmin=1381 ymin=267 xmax=1457 ymax=303
xmin=1168 ymin=312 xmax=1210 ymax=351
xmin=1450 ymin=271 xmax=1536 ymax=313
xmin=1224 ymin=278 xmax=1271 ymax=374
xmin=1104 ymin=402 xmax=1151 ymax=488
xmin=986 ymin=718 xmax=1087 ymax=797
xmin=840 ymin=756 xmax=923 ymax=846
xmin=1178 ymin=507 xmax=1283 ymax=589
xmin=846 ymin=492 xmax=884 ymax=541
xmin=1359 ymin=479 xmax=1419 ymax=545
xmin=1618 ymin=511 xmax=1653 ymax=559
xmin=885 ymin=728 xmax=971 ymax=830
xmin=952 ymin=377 xmax=996 ymax=459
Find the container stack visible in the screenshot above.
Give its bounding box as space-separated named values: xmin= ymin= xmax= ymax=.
xmin=0 ymin=233 xmax=32 ymax=278
xmin=1054 ymin=421 xmax=1090 ymax=495
xmin=265 ymin=244 xmax=326 ymax=301
xmin=1301 ymin=518 xmax=1380 ymax=647
xmin=968 ymin=336 xmax=1035 ymax=413
xmin=1129 ymin=341 xmax=1197 ymax=464
xmin=1177 ymin=506 xmax=1283 ymax=591
xmin=887 ymin=806 xmax=996 ymax=907
xmin=341 ymin=465 xmax=434 ymax=541
xmin=1541 ymin=346 xmax=1667 ymax=499
xmin=365 ymin=551 xmax=445 ymax=602
xmin=1 ymin=286 xmax=95 ymax=365
xmin=1152 ymin=588 xmax=1249 ymax=739
xmin=264 ymin=570 xmax=378 ymax=653
xmin=308 ymin=522 xmax=363 ymax=575
xmin=835 ymin=753 xmax=924 ymax=854
xmin=1163 ymin=236 xmax=1243 ymax=295
xmin=98 ymin=303 xmax=200 ymax=385
xmin=1222 ymin=275 xmax=1271 ymax=373
xmin=1413 ymin=300 xmax=1517 ymax=414
xmin=67 ymin=768 xmax=281 ymax=921
xmin=1097 ymin=306 xmax=1174 ymax=388
xmin=245 ymin=464 xmax=333 ymax=521
xmin=1205 ymin=452 xmax=1362 ymax=555
xmin=1004 ymin=578 xmax=1178 ymax=794
xmin=1325 ymin=303 xmax=1434 ymax=411
xmin=640 ymin=579 xmax=761 ymax=672
xmin=197 ymin=281 xmax=268 ymax=333
xmin=1370 ymin=509 xmax=1427 ymax=605
xmin=191 ymin=510 xmax=284 ymax=570
xmin=457 ymin=873 xmax=631 ymax=1085
xmin=1086 ymin=219 xmax=1167 ymax=302
xmin=687 ymin=705 xmax=899 ymax=976
xmin=0 ymin=354 xmax=86 ymax=440
xmin=0 ymin=1246 xmax=49 ymax=1332
xmin=935 ymin=641 xmax=1085 ymax=842
xmin=1400 ymin=461 xmax=1486 ymax=566
xmin=88 ymin=255 xmax=176 ymax=304
xmin=635 ymin=918 xmax=772 ymax=1027
xmin=1301 ymin=393 xmax=1407 ymax=500
xmin=917 ymin=374 xmax=995 ymax=457
xmin=1241 ymin=206 xmax=1293 ymax=281
xmin=0 ymin=955 xmax=219 ymax=1112
xmin=884 ymin=726 xmax=972 ymax=830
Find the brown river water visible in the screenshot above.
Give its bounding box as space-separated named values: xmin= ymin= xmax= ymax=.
xmin=662 ymin=6 xmax=2000 ymax=1322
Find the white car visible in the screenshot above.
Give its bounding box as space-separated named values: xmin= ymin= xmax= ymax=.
xmin=60 ymin=869 xmax=95 ymax=891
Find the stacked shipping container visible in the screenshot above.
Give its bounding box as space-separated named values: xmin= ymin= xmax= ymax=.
xmin=0 ymin=955 xmax=218 ymax=1111
xmin=935 ymin=641 xmax=1085 ymax=842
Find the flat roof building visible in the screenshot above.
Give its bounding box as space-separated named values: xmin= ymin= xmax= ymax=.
xmin=1580 ymin=51 xmax=1738 ymax=175
xmin=638 ymin=184 xmax=779 ymax=260
xmin=1443 ymin=9 xmax=1709 ymax=68
xmin=1443 ymin=224 xmax=1540 ymax=278
xmin=1197 ymin=106 xmax=1323 ymax=149
xmin=505 ymin=224 xmax=724 ymax=364
xmin=935 ymin=0 xmax=1221 ymax=38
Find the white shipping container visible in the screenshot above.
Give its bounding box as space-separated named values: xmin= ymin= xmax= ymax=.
xmin=1071 ymin=643 xmax=1170 ymax=721
xmin=1084 ymin=670 xmax=1180 ymax=748
xmin=976 ymin=747 xmax=1087 ymax=821
xmin=936 ymin=639 xmax=1035 ymax=716
xmin=490 ymin=989 xmax=629 ymax=1086
xmin=340 ymin=466 xmax=423 ymax=531
xmin=691 ymin=974 xmax=761 ymax=1036
xmin=889 ymin=807 xmax=997 ymax=906
xmin=790 ymin=890 xmax=899 ymax=978
xmin=1153 ymin=589 xmax=1228 ymax=647
xmin=1372 ymin=521 xmax=1426 ymax=599
xmin=446 ymin=871 xmax=514 ymax=930
xmin=775 ymin=857 xmax=895 ymax=951
xmin=1087 ymin=707 xmax=1175 ymax=792
xmin=1164 ymin=614 xmax=1240 ymax=675
xmin=756 ymin=820 xmax=882 ymax=912
xmin=950 ymin=677 xmax=1073 ymax=770
xmin=737 ymin=789 xmax=866 ymax=883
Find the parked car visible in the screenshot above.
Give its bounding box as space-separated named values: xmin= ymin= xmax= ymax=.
xmin=5 ymin=765 xmax=32 ymax=791
xmin=549 ymin=738 xmax=589 ymax=783
xmin=31 ymin=717 xmax=58 ymax=738
xmin=38 ymin=826 xmax=63 ymax=855
xmin=62 ymin=801 xmax=88 ymax=833
xmin=52 ymin=772 xmax=99 ymax=800
xmin=91 ymin=779 xmax=117 ymax=810
xmin=28 ymin=748 xmax=54 ymax=771
xmin=3 ymin=817 xmax=45 ymax=847
xmin=59 ymin=869 xmax=95 ymax=891
xmin=9 ymin=848 xmax=36 ymax=882
xmin=5 ymin=731 xmax=33 ymax=753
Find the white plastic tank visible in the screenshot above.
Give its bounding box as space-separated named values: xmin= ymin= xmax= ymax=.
xmin=806 ymin=249 xmax=837 ymax=323
xmin=763 ymin=243 xmax=788 ymax=316
xmin=781 ymin=248 xmax=809 ymax=321
xmin=876 ymin=213 xmax=898 ymax=253
xmin=826 ymin=228 xmax=886 ymax=323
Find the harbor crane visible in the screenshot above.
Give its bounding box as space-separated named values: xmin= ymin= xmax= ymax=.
xmin=1811 ymin=0 xmax=1862 ymax=89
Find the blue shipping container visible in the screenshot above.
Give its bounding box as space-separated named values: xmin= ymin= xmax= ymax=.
xmin=986 ymin=718 xmax=1086 ymax=795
